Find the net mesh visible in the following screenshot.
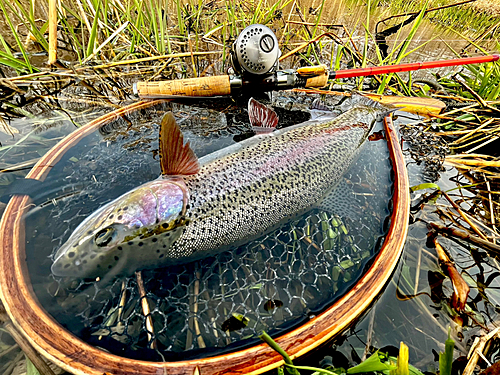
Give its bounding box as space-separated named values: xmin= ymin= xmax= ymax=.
xmin=24 ymin=95 xmax=394 ymax=361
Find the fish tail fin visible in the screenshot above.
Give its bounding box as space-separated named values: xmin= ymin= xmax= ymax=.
xmin=248 ymin=98 xmax=279 ymax=134
xmin=351 ymin=92 xmax=397 ymax=110
xmin=351 ymin=92 xmax=400 ymax=122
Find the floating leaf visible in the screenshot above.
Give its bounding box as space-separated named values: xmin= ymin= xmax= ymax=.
xmin=410 ymin=183 xmax=441 ymax=193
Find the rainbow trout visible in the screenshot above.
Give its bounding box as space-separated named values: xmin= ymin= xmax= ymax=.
xmin=51 ymin=98 xmax=390 ymax=278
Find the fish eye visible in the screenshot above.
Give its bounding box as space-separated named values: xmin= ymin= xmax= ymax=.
xmin=94 ymin=226 xmax=115 ymax=247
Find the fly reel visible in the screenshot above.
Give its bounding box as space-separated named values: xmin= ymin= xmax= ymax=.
xmin=230 ymin=24 xmax=281 ymax=76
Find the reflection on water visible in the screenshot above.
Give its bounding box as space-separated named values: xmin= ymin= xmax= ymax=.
xmin=22 ymin=95 xmax=393 ymax=360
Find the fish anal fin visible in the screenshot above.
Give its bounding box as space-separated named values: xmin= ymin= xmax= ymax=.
xmin=159 ymin=112 xmax=200 ymax=176
xmin=248 ymin=98 xmax=279 ymax=133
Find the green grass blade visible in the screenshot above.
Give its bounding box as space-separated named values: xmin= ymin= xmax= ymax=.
xmin=86 ymin=0 xmax=102 ymax=58
xmin=0 ymin=0 xmax=33 ymax=73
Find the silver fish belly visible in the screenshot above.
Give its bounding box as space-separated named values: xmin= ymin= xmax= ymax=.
xmin=52 ymin=103 xmax=384 ymax=278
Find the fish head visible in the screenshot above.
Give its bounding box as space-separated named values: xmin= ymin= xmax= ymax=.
xmin=51 ymin=179 xmax=188 ymax=279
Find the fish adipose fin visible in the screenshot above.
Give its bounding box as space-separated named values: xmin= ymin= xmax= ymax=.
xmin=159 ymin=112 xmax=200 ymax=176
xmin=248 ymin=98 xmax=279 ymax=134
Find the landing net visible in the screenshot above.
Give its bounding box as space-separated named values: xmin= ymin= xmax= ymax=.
xmin=24 ymin=96 xmax=394 ymax=361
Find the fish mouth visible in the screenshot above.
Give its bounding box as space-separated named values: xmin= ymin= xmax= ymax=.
xmin=51 ymin=250 xmax=75 ymax=277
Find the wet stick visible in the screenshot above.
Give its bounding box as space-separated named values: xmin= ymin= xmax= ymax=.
xmin=432 ymin=236 xmax=470 ymax=311
xmin=429 ymin=222 xmax=500 ymax=254
xmin=193 ymin=270 xmax=206 ymax=349
xmin=463 ymin=327 xmax=500 ymax=375
xmin=1 ymin=320 xmax=57 ymax=375
xmin=441 ymin=191 xmax=489 ymax=241
xmin=135 ymin=271 xmax=156 ymax=350
xmin=484 ymin=176 xmax=498 ymax=242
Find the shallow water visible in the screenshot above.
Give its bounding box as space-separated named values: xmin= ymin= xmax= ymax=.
xmin=16 ymin=95 xmax=392 ymax=361
xmin=0 ymin=1 xmax=498 ymax=371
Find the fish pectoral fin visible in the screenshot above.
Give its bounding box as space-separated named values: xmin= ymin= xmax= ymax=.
xmin=159 ymin=112 xmax=200 ymax=176
xmin=248 ymin=98 xmax=279 ymax=134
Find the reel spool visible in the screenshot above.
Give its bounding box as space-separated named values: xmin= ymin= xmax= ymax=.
xmin=231 ymin=24 xmax=281 ymax=76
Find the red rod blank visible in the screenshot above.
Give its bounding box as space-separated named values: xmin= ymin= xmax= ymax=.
xmin=331 ymin=54 xmax=500 ymax=79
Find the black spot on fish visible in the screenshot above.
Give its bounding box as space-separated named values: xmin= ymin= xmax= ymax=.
xmin=123 ymin=206 xmax=128 ymax=211
xmin=64 ymin=264 xmax=70 ymax=269
xmin=114 ymin=256 xmax=119 ymax=261
xmin=152 ymin=237 xmax=158 ymax=243
xmin=162 ymin=223 xmax=168 ymax=228
xmin=108 ymin=265 xmax=112 ymax=269
xmin=118 ymin=246 xmax=122 ymax=250
xmin=81 ymin=252 xmax=88 ymax=258
xmin=163 ymin=245 xmax=167 ymax=248
xmin=90 ymin=254 xmax=96 ymax=259
xmin=109 ymin=214 xmax=114 ymax=219
xmin=128 ymin=241 xmax=133 ymax=245
xmin=118 ymin=215 xmax=123 ymax=220
xmin=138 ymin=242 xmax=143 ymax=246
xmin=82 ymin=260 xmax=87 ymax=264
xmin=68 ymin=252 xmax=75 ymax=258
xmin=156 ymin=249 xmax=160 ymax=253
xmin=165 ymin=233 xmax=170 ymax=237
xmin=159 ymin=254 xmax=164 ymax=258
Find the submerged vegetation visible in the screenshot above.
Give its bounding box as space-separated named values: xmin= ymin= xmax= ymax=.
xmin=0 ymin=0 xmax=500 ymax=375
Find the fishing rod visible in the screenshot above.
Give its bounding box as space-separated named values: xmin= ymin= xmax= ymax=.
xmin=133 ymin=24 xmax=499 ymax=99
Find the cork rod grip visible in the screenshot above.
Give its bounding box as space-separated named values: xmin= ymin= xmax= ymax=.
xmin=135 ymin=75 xmax=232 ymax=98
xmin=304 ymin=73 xmax=328 ymax=88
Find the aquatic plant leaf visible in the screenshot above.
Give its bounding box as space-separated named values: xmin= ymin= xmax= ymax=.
xmin=409 ymin=183 xmax=440 ymax=193
xmin=392 ymin=342 xmax=409 ymax=375
xmin=347 ymin=351 xmax=397 ymax=374
xmin=439 ymin=330 xmax=454 ymax=375
xmin=26 ymin=357 xmax=41 ymax=375
xmin=259 ymin=331 xmax=300 ymax=375
xmin=387 ymin=358 xmax=425 ymax=375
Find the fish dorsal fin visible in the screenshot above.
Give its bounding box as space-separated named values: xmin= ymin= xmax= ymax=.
xmin=310 ymin=98 xmax=331 ymax=111
xmin=159 ymin=112 xmax=200 ymax=176
xmin=309 ymin=98 xmax=337 ymax=120
xmin=248 ymin=98 xmax=279 ymax=134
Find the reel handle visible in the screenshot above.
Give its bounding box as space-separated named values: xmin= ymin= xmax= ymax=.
xmin=133 ymin=75 xmax=231 ymax=98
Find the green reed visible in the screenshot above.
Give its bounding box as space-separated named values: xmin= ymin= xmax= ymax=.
xmin=361 ymin=0 xmax=500 ymax=38
xmin=260 ymin=330 xmax=452 ymax=375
